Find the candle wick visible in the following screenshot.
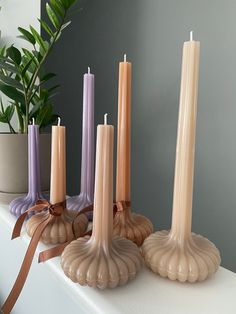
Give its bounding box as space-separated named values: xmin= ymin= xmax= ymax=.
xmin=124 ymin=53 xmax=127 ymax=62
xmin=32 ymin=117 xmax=35 ymax=125
xmin=104 ymin=113 xmax=108 ymax=125
xmin=190 ymin=30 xmax=193 ymax=41
xmin=57 ymin=117 xmax=61 ymax=126
xmin=88 ymin=66 xmax=90 ymax=74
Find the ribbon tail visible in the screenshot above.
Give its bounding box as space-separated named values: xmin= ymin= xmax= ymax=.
xmin=11 ymin=204 xmax=47 ymax=240
xmin=38 ymin=229 xmax=93 ymax=263
xmin=11 ymin=212 xmax=28 ymax=240
xmin=1 ymin=215 xmax=53 ymax=314
xmin=38 ymin=241 xmax=70 ymax=263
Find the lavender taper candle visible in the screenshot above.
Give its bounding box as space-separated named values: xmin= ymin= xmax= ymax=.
xmin=67 ymin=67 xmax=95 ymax=218
xmin=10 ymin=121 xmax=45 ymax=217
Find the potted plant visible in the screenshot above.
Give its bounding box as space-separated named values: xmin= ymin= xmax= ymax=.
xmin=0 ymin=0 xmax=79 ymax=202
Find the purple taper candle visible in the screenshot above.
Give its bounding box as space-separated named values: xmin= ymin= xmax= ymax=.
xmin=10 ymin=120 xmax=45 ymax=217
xmin=67 ymin=67 xmax=95 ymax=218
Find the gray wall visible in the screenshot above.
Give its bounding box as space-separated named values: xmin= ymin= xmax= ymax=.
xmin=43 ymin=0 xmax=236 ymax=272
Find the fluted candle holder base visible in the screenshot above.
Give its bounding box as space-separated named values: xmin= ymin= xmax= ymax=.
xmin=67 ymin=195 xmax=93 ymax=220
xmin=26 ymin=210 xmax=88 ymax=244
xmin=142 ymin=230 xmax=221 ymax=283
xmin=61 ymin=235 xmax=142 ymax=289
xmin=10 ymin=193 xmax=46 ymax=218
xmin=113 ymin=207 xmax=153 ymax=246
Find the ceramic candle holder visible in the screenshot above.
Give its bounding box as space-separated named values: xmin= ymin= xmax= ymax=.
xmin=142 ymin=33 xmax=221 ymax=283
xmin=61 ymin=120 xmax=142 ymax=289
xmin=113 ymin=204 xmax=153 ymax=246
xmin=61 ymin=234 xmax=142 ymax=289
xmin=26 ymin=209 xmax=88 ymax=245
xmin=10 ymin=124 xmax=46 ymax=218
xmin=142 ymin=230 xmax=220 ymax=282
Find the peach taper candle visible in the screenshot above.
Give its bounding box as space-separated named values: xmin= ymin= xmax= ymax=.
xmin=26 ymin=118 xmax=88 ymax=244
xmin=113 ymin=54 xmax=153 ymax=246
xmin=142 ymin=32 xmax=221 ymax=282
xmin=61 ymin=114 xmax=142 ymax=289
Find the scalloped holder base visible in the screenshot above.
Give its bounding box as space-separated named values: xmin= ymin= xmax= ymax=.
xmin=142 ymin=230 xmax=221 ymax=283
xmin=26 ymin=210 xmax=88 ymax=245
xmin=61 ymin=235 xmax=142 ymax=289
xmin=113 ymin=208 xmax=153 ymax=246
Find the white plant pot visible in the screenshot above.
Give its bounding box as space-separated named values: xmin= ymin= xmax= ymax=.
xmin=0 ymin=133 xmax=51 ymax=203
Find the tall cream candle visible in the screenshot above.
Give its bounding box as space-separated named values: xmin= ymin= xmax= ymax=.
xmin=50 ymin=118 xmax=66 ymax=204
xmin=170 ymin=30 xmax=200 ymax=240
xmin=142 ymin=32 xmax=221 ymax=283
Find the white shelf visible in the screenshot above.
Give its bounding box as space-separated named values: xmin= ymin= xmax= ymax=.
xmin=0 ymin=203 xmax=236 ymax=314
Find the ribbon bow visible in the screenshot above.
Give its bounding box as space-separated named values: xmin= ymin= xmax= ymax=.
xmin=1 ymin=199 xmax=66 ymax=314
xmin=113 ymin=200 xmax=131 ymax=213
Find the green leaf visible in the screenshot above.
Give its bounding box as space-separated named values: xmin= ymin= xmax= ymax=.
xmin=60 ymin=0 xmax=78 ymax=9
xmin=54 ymin=31 xmax=62 ymax=42
xmin=29 ymin=100 xmax=43 ymax=118
xmin=0 ymin=83 xmax=25 ymax=104
xmin=0 ymin=73 xmax=23 ymax=90
xmin=50 ymin=0 xmax=65 ymax=17
xmin=36 ymin=103 xmax=53 ymax=127
xmin=38 ymin=19 xmax=54 ymax=37
xmin=41 ymin=72 xmax=56 ymax=82
xmin=30 ymin=26 xmax=48 ymax=52
xmin=5 ymin=104 xmax=15 ymax=121
xmin=21 ymin=55 xmax=37 ymax=74
xmin=0 ymin=113 xmax=8 ymax=123
xmin=46 ymin=3 xmax=60 ymax=29
xmin=0 ymin=46 xmax=6 ymax=57
xmin=61 ymin=21 xmax=71 ymax=31
xmin=32 ymin=50 xmax=43 ymax=63
xmin=18 ymin=27 xmax=36 ymax=45
xmin=0 ymin=59 xmax=20 ymax=74
xmin=21 ymin=57 xmax=34 ymax=77
xmin=48 ymin=84 xmax=60 ymax=93
xmin=7 ymin=46 xmax=21 ymax=65
xmin=22 ymin=48 xmax=38 ymax=65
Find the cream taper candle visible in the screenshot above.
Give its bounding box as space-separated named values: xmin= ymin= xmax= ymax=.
xmin=50 ymin=117 xmax=66 ymax=204
xmin=61 ymin=114 xmax=142 ymax=288
xmin=142 ymin=32 xmax=221 ymax=283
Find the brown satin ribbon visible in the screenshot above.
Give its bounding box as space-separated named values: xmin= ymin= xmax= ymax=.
xmin=113 ymin=200 xmax=131 ymax=213
xmin=1 ymin=199 xmax=66 ymax=314
xmin=38 ymin=201 xmax=130 ymax=263
xmin=38 ymin=203 xmax=94 ymax=263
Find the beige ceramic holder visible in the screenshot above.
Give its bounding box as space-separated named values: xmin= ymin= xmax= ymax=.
xmin=142 ymin=33 xmax=221 ymax=283
xmin=114 ymin=56 xmax=153 ymax=246
xmin=26 ymin=208 xmax=88 ymax=245
xmin=113 ymin=204 xmax=153 ymax=247
xmin=61 ymin=120 xmax=142 ymax=289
